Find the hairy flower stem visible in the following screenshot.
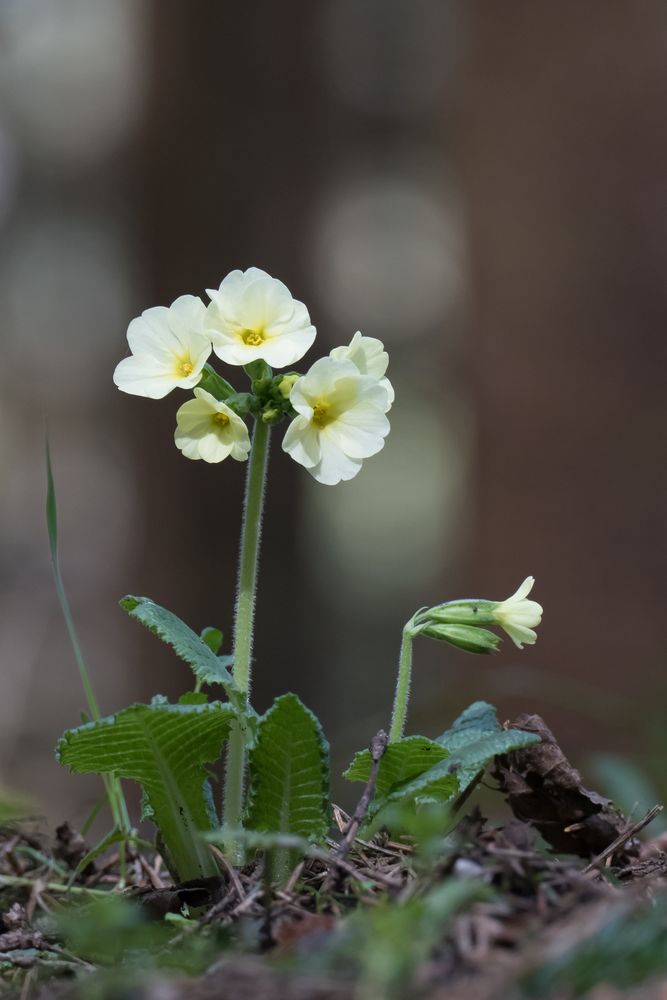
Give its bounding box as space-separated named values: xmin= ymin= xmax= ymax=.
xmin=223 ymin=418 xmax=271 ymax=859
xmin=389 ymin=626 xmax=414 ymax=743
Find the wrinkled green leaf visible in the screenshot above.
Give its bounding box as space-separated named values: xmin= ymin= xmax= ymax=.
xmin=57 ymin=699 xmax=236 ymax=881
xmin=436 ymin=700 xmax=540 ymax=795
xmin=120 ymin=596 xmax=240 ymax=707
xmin=344 ymin=701 xmax=540 ymax=829
xmin=343 ymin=736 xmax=449 ymax=798
xmin=437 ymin=700 xmax=501 ymax=750
xmin=245 ymin=694 xmax=330 ymax=878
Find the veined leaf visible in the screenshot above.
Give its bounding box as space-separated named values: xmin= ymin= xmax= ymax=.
xmin=57 ymin=699 xmax=236 ymax=882
xmin=245 ymin=694 xmax=330 ymax=879
xmin=120 ymin=596 xmax=239 ymax=706
xmin=437 ymin=701 xmax=501 ymax=750
xmin=344 ymin=736 xmax=458 ymax=827
xmin=344 ymin=701 xmax=540 ymax=829
xmin=436 ymin=700 xmax=540 ymax=795
xmin=343 ymin=736 xmax=449 ymax=798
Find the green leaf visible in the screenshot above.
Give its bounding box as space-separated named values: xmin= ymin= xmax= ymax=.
xmin=178 ymin=692 xmax=209 ymax=706
xmin=435 ymin=700 xmax=540 ymax=796
xmin=343 ymin=736 xmax=449 ymax=798
xmin=57 ymin=699 xmax=236 ymax=882
xmin=120 ymin=596 xmax=240 ymax=707
xmin=245 ymin=694 xmax=330 ymax=879
xmin=436 ymin=700 xmax=501 ymax=750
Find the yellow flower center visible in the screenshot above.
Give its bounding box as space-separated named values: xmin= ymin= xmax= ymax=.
xmin=178 ymin=359 xmax=194 ymax=377
xmin=241 ymin=328 xmax=265 ymax=347
xmin=312 ymin=402 xmax=334 ymax=428
xmin=213 ymin=412 xmax=230 ymax=427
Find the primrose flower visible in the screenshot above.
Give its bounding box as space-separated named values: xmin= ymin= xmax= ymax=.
xmin=206 ymin=268 xmax=316 ymax=368
xmin=282 ymin=357 xmax=390 ymax=485
xmin=113 ymin=295 xmax=211 ymax=399
xmin=492 ymin=576 xmax=543 ymax=649
xmin=174 ymin=388 xmax=251 ymax=463
xmin=330 ymin=331 xmax=395 ymax=409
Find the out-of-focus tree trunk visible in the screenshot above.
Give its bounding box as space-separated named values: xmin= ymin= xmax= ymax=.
xmin=461 ymin=1 xmax=667 ymax=743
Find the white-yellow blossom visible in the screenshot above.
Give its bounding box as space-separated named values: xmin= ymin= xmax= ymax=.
xmin=113 ymin=295 xmax=211 ymax=399
xmin=174 ymin=389 xmax=251 ymax=463
xmin=330 ymin=331 xmax=394 ymax=409
xmin=282 ymin=357 xmax=390 ymax=485
xmin=493 ymin=576 xmax=543 ymax=649
xmin=206 ymin=268 xmax=316 ymax=368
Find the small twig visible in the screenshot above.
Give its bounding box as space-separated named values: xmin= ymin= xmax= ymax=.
xmin=229 ymin=887 xmax=263 ymax=917
xmin=284 ymin=859 xmax=304 ymax=894
xmin=137 ymin=854 xmax=164 ymax=890
xmin=337 ymin=730 xmax=388 ymax=866
xmin=323 ymin=731 xmax=388 ymax=894
xmin=327 ymin=853 xmax=402 ymax=890
xmin=208 ymin=844 xmax=245 ymax=904
xmin=583 ymin=804 xmax=663 ymax=875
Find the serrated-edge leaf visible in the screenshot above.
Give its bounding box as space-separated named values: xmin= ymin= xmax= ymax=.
xmin=120 ymin=596 xmax=241 ymax=706
xmin=413 ymin=727 xmax=541 ymax=801
xmin=436 ymin=700 xmax=501 ymax=753
xmin=57 ymin=700 xmax=236 ymax=881
xmin=245 ymin=693 xmax=330 ymax=844
xmin=343 ymin=736 xmax=450 ymax=798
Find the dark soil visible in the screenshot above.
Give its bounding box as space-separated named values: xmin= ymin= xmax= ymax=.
xmin=3 ymin=715 xmax=667 ymax=1000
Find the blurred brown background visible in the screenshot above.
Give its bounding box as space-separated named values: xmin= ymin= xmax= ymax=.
xmin=0 ymin=1 xmax=665 ymax=828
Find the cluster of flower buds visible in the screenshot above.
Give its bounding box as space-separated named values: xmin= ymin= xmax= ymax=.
xmin=113 ymin=268 xmax=393 ymax=486
xmin=408 ymin=577 xmax=543 ymax=651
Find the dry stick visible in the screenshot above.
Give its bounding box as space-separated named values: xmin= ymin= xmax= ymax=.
xmin=324 ymin=730 xmax=388 ymax=893
xmin=337 ymin=730 xmax=389 ymax=864
xmin=582 ymin=804 xmax=663 ymax=875
xmin=208 ymin=843 xmax=245 ymax=905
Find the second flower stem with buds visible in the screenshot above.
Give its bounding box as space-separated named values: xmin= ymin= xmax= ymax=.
xmin=389 ymin=625 xmax=415 ymax=743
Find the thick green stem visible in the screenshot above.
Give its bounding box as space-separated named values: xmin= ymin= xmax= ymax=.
xmin=389 ymin=627 xmax=414 ymax=743
xmin=223 ymin=419 xmax=271 ymax=856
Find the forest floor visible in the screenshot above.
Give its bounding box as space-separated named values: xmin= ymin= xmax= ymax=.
xmin=2 ymin=714 xmax=667 ymax=1000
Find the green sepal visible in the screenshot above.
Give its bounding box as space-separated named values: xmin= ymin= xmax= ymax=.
xmin=425 ymin=599 xmax=497 ymax=626
xmin=196 ymin=364 xmax=235 ymax=401
xmin=243 ymin=360 xmax=272 ymax=382
xmin=419 ymin=623 xmax=501 ymax=654
xmin=224 ymin=392 xmax=255 ymax=416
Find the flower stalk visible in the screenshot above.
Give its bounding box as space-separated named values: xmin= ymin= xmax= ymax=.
xmin=389 ymin=622 xmax=417 ymax=744
xmin=223 ymin=417 xmax=271 ymax=857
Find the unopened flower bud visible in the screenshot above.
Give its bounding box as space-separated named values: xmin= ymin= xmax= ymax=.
xmin=277 ymin=373 xmax=300 ymax=399
xmin=420 ymin=623 xmax=501 ymax=655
